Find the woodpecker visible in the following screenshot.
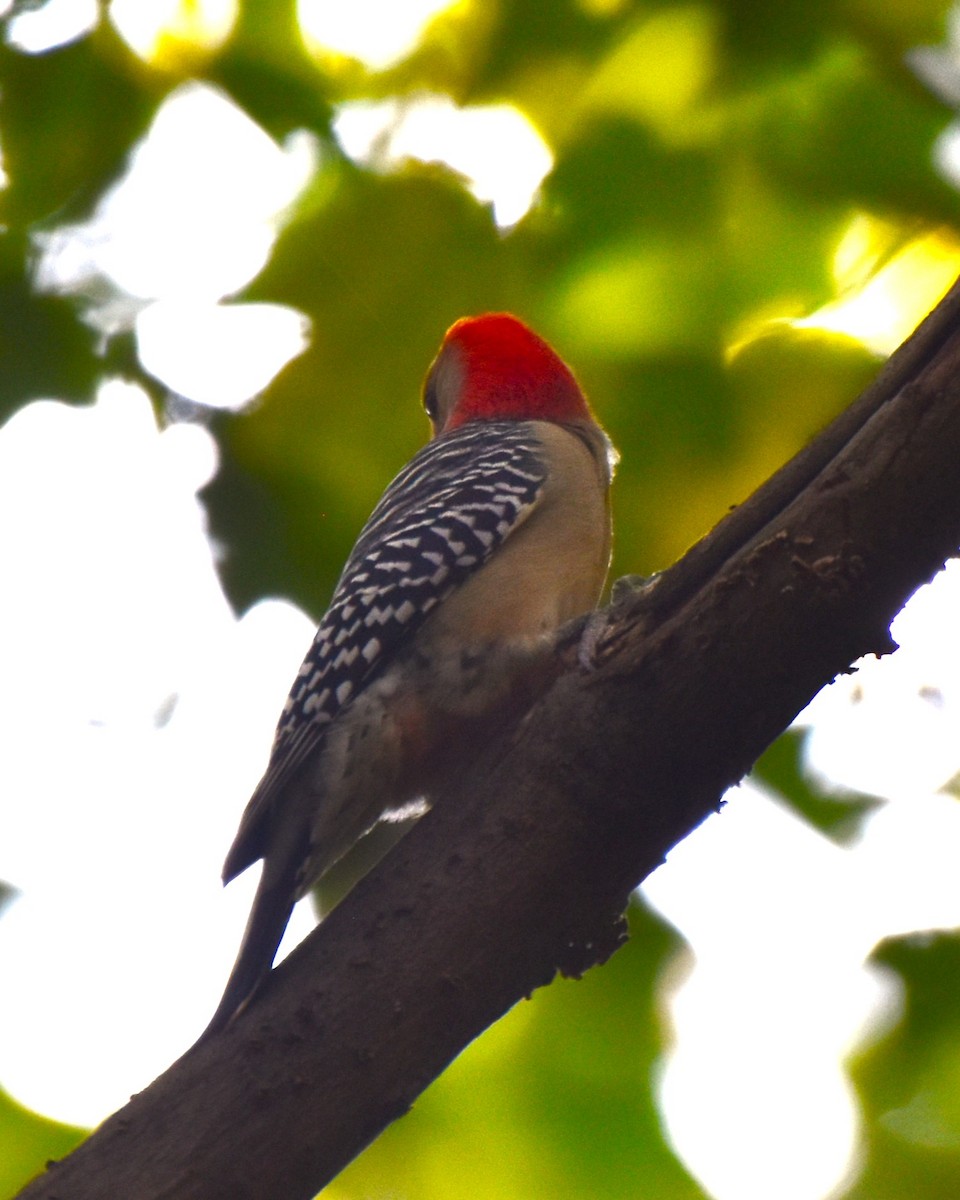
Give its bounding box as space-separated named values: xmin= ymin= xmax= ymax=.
xmin=205 ymin=313 xmax=617 ymax=1035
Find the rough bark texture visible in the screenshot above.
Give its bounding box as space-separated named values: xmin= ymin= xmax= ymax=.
xmin=18 ymin=278 xmax=960 ymax=1200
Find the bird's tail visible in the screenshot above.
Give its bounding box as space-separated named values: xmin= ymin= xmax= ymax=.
xmin=199 ymin=859 xmax=298 ymax=1041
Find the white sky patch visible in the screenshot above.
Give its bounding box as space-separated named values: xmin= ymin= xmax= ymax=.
xmin=646 ymin=789 xmax=879 ymax=1200
xmin=299 ymin=0 xmax=455 ymax=71
xmin=931 ymin=117 xmax=960 ymax=197
xmin=909 ymin=10 xmax=960 ymax=277
xmin=649 ymin=778 xmax=960 ymax=1200
xmin=136 ymin=301 xmax=311 ymax=411
xmin=801 ymin=562 xmax=960 ymax=799
xmin=0 ymin=385 xmax=318 ymax=1123
xmin=110 ymin=0 xmax=237 ymax=61
xmin=5 ymin=0 xmax=97 ymax=53
xmin=646 ymin=562 xmax=960 ymax=1200
xmin=908 ymin=4 xmax=960 ymax=108
xmin=37 ymin=82 xmax=317 ymax=303
xmin=34 ymin=82 xmax=318 ymax=407
xmin=333 ymin=94 xmax=554 ymax=228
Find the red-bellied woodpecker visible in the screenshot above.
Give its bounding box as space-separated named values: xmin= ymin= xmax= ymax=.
xmin=205 ymin=313 xmax=617 ymax=1034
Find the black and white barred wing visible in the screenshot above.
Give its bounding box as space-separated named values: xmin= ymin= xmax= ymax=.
xmin=223 ymin=420 xmax=546 ymax=881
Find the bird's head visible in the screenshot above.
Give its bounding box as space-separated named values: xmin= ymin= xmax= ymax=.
xmin=423 ymin=313 xmax=595 ymax=436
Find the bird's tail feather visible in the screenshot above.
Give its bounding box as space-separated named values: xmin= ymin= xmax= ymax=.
xmin=199 ymin=861 xmax=297 ymax=1041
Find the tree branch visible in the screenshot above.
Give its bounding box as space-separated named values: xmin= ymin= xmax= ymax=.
xmin=19 ymin=278 xmax=960 ymax=1200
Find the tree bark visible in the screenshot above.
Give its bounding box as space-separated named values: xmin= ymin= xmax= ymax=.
xmin=18 ymin=277 xmax=960 ymax=1200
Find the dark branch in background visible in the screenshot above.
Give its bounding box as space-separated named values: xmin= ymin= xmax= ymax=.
xmin=18 ymin=279 xmax=960 ymax=1200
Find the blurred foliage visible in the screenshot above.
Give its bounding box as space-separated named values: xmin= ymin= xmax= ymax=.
xmin=846 ymin=932 xmax=960 ymax=1198
xmin=2 ymin=0 xmax=960 ymax=1197
xmin=753 ymin=729 xmax=884 ymax=845
xmin=0 ymin=1087 xmax=86 ymax=1199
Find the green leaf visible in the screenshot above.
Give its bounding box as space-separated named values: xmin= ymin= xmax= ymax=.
xmin=0 ymin=28 xmax=154 ymax=229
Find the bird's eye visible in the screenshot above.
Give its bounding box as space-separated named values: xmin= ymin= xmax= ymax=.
xmin=423 ymin=370 xmax=439 ymax=424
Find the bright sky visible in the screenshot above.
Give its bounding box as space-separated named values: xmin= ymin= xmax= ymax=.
xmin=3 ymin=6 xmax=960 ymax=1200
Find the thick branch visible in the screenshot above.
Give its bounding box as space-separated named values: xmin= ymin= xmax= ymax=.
xmin=19 ymin=279 xmax=960 ymax=1200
